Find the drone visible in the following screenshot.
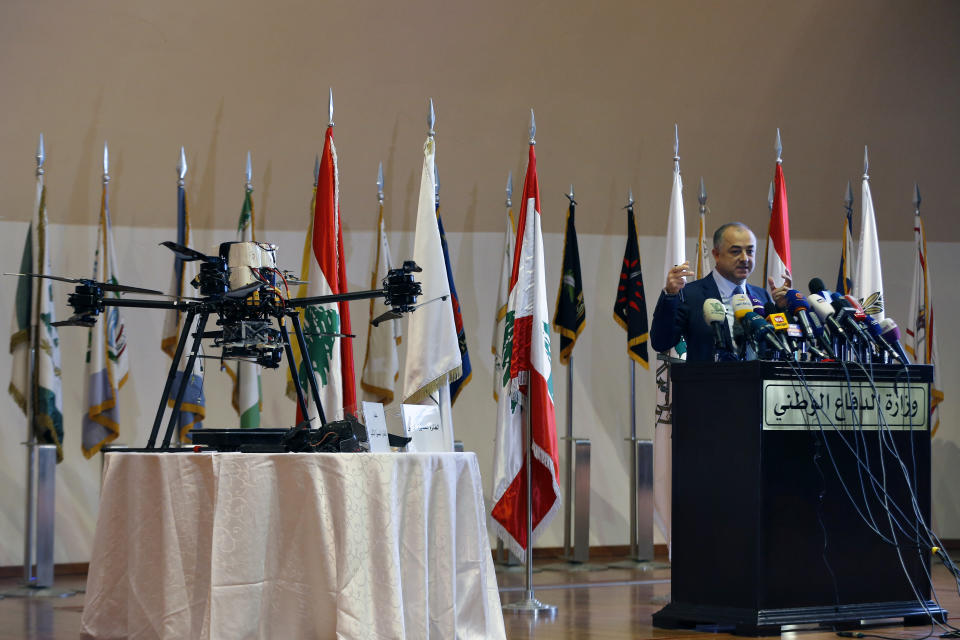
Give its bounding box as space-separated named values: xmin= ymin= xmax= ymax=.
xmin=11 ymin=240 xmax=423 ymax=452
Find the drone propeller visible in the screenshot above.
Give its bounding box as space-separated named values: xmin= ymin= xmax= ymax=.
xmin=371 ymin=294 xmax=448 ymax=327
xmin=302 ymin=331 xmax=356 ymax=339
xmin=160 ymin=241 xmax=215 ymax=262
xmin=4 ymin=272 xmax=165 ymax=296
xmin=52 ymin=315 xmax=97 ymax=328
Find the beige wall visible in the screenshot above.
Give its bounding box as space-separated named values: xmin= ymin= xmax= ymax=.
xmin=0 ymin=0 xmax=958 ymax=564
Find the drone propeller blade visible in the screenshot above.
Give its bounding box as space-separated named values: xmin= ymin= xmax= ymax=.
xmin=302 ymin=331 xmax=356 ymax=339
xmin=4 ymin=272 xmax=81 ymax=285
xmin=52 ymin=315 xmax=96 ymax=328
xmin=160 ymin=241 xmax=212 ymax=262
xmin=370 ymin=310 xmax=401 ymax=327
xmin=100 ymin=283 xmax=166 ymax=296
xmin=224 ymin=282 xmax=262 ymax=299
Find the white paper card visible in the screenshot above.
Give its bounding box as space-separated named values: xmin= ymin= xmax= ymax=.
xmin=361 ymin=402 xmax=390 ymax=453
xmin=400 ymin=403 xmax=446 ymax=452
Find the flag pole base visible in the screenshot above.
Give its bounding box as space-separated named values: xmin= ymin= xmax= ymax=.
xmin=0 ymin=585 xmax=76 ymax=599
xmin=607 ymin=558 xmax=671 ymax=571
xmin=540 ymin=558 xmax=607 ymax=572
xmin=502 ymin=596 xmax=557 ymax=617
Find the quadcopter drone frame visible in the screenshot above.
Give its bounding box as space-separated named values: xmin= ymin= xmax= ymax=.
xmin=47 ymin=247 xmax=422 ymax=450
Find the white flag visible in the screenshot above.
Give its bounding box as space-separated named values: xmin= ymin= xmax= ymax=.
xmin=231 ymin=188 xmax=262 ymax=428
xmin=360 ymin=204 xmax=401 ymax=404
xmin=82 ymin=179 xmax=129 ymax=457
xmin=401 ymin=136 xmax=462 ymax=414
xmin=854 ymin=160 xmax=884 ymax=321
xmin=10 ymin=166 xmax=64 ymax=460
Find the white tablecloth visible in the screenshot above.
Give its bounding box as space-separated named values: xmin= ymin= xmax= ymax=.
xmin=82 ymin=452 xmax=505 ymax=640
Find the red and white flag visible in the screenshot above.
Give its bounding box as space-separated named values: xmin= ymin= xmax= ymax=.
xmin=293 ymin=125 xmax=357 ymax=423
xmin=490 ymin=142 xmax=560 ymax=561
xmin=764 ymin=161 xmax=792 ymax=287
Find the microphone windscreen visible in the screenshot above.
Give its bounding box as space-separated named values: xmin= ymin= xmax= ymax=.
xmin=809 ymin=277 xmax=828 ymax=295
xmin=763 ymin=301 xmax=777 ymax=316
xmin=880 ymin=317 xmax=901 ymax=341
xmin=749 ymin=295 xmax=765 ymax=314
xmin=766 ymin=312 xmax=789 ymax=330
xmin=785 ymin=289 xmax=810 ymax=315
xmin=807 ymin=294 xmax=835 ymax=321
xmin=843 ymin=294 xmax=867 ymax=319
xmin=731 ymin=294 xmax=753 ymax=320
xmin=703 ymin=298 xmax=727 ymax=324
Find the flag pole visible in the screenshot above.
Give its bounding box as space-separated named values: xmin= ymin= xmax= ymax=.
xmin=22 ymin=134 xmax=44 ymax=586
xmin=502 ymin=109 xmax=556 ymax=617
xmin=562 ymin=184 xmax=575 ymax=560
xmin=626 ymin=188 xmax=640 ymax=561
xmin=427 ymin=98 xmax=454 ymax=449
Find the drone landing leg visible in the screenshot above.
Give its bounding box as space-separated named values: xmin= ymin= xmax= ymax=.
xmin=146 ymin=309 xmax=197 ymax=449
xmin=279 ymin=321 xmax=310 ymax=422
xmin=289 ymin=312 xmax=328 ymax=426
xmin=161 ymin=311 xmax=209 ymax=449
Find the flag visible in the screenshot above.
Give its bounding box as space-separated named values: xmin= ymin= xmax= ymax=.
xmin=764 ymin=162 xmax=792 ymax=287
xmin=360 ymin=202 xmax=401 ymax=404
xmin=291 ymin=126 xmax=357 ymax=424
xmin=613 ymin=203 xmax=649 ymax=369
xmin=854 ymin=164 xmax=884 ymax=321
xmin=401 ymin=136 xmax=462 ymax=407
xmin=437 ymin=210 xmax=472 ymax=403
xmin=227 ymin=187 xmax=262 ymax=428
xmin=81 ymin=175 xmax=129 ymax=457
xmin=161 ymin=174 xmax=205 ymax=442
xmin=9 ymin=166 xmax=64 ymax=461
xmin=490 ymin=142 xmax=560 ymax=561
xmin=695 ymin=203 xmax=710 ymax=280
xmin=654 ymin=159 xmax=686 ymax=552
xmin=492 ymin=207 xmax=516 ymax=402
xmin=836 ymin=185 xmax=856 ymax=296
xmin=552 ymin=197 xmax=585 ymax=364
xmin=905 ymin=205 xmax=943 ymax=436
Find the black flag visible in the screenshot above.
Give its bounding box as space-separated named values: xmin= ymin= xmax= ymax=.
xmin=552 ymin=198 xmax=586 ymax=364
xmin=613 ymin=204 xmax=649 ymax=369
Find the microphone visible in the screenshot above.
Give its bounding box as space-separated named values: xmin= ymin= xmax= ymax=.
xmin=860 ymin=314 xmax=904 ymax=363
xmin=829 ymin=293 xmax=874 ymax=346
xmin=808 ymin=293 xmax=848 ymax=343
xmin=744 ymin=312 xmax=790 ymax=355
xmin=731 ymin=294 xmax=759 ymax=356
xmin=703 ymin=298 xmax=734 ymax=356
xmin=763 ymin=303 xmax=794 ymax=356
xmin=880 ymin=318 xmax=911 ymax=364
xmin=808 ymin=277 xmax=830 ymax=297
xmin=785 ymin=289 xmax=830 ymax=358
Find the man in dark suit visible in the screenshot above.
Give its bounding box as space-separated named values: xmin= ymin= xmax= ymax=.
xmin=650 ymin=222 xmax=790 ymax=362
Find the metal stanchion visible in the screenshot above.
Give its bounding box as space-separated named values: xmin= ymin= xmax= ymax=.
xmin=502 ymin=379 xmax=556 ymax=617
xmin=543 ymin=437 xmax=604 ymax=572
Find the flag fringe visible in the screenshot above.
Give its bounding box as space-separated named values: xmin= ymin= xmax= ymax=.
xmin=403 ymin=365 xmax=463 ymax=405
xmin=359 ymin=380 xmax=395 ymax=405
xmin=8 ymin=382 xmax=26 ymax=414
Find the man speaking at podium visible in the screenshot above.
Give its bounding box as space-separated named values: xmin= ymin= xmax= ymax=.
xmin=650 ymin=222 xmax=788 ymax=362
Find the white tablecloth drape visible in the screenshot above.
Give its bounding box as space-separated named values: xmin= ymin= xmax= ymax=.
xmin=81 ymin=452 xmax=505 ymax=640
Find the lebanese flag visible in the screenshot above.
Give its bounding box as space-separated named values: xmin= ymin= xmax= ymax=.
xmin=490 ymin=142 xmax=561 ymax=561
xmin=297 ymin=125 xmax=356 ymax=423
xmin=764 ymin=162 xmax=792 ymax=287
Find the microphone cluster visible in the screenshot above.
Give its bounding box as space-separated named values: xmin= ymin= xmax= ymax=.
xmin=702 ymin=277 xmax=912 ymax=364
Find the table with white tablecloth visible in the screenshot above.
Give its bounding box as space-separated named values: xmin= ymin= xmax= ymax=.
xmin=81 ymin=451 xmax=505 ymax=639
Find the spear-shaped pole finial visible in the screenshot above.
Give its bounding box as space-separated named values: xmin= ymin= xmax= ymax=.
xmin=565 ymin=183 xmax=576 ymax=205
xmin=36 ymin=133 xmax=45 ymax=176
xmin=428 ymin=98 xmax=436 ymax=138
xmin=433 ymin=159 xmax=440 ymax=207
xmin=844 ymin=180 xmax=854 ymax=214
xmin=913 ymin=182 xmax=921 ymax=213
xmin=328 ymin=88 xmax=334 ymax=127
xmin=775 ymin=128 xmax=783 ymax=164
xmin=177 ymin=146 xmax=187 ymax=186
xmin=313 ymin=153 xmax=320 ymax=188
xmin=245 ymin=151 xmax=253 ymax=191
xmin=673 ymin=123 xmax=679 ymax=163
xmin=377 ymin=161 xmax=384 ymax=205
xmin=529 ymin=109 xmax=536 ymax=145
xmin=767 ymin=181 xmax=774 ymax=212
xmin=863 ymin=145 xmax=870 ymax=180
xmin=624 ymin=187 xmax=634 ymax=210
xmin=506 ymin=171 xmax=513 ymax=208
xmin=698 ymin=177 xmax=706 ymax=210
xmin=103 ymin=141 xmax=110 ymax=184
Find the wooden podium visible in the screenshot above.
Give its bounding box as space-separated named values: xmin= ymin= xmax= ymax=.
xmin=652 ymin=361 xmax=946 ymax=635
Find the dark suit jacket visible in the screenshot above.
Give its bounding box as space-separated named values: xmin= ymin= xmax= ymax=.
xmin=650 ymin=273 xmax=772 ymax=362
